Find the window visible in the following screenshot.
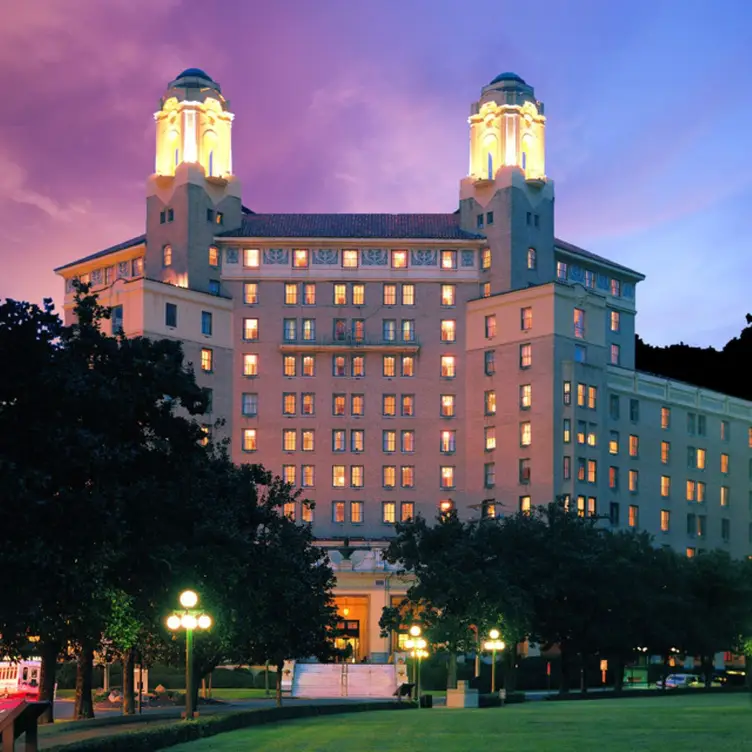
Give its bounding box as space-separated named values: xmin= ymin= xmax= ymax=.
xmin=351 ymin=501 xmax=364 ymax=524
xmin=332 ymin=465 xmax=346 ymax=487
xmin=441 ymin=394 xmax=455 ymax=417
xmin=584 ymin=270 xmax=595 ymax=288
xmin=201 ymin=311 xmax=213 ymax=336
xmin=721 ymin=486 xmax=730 ymax=507
xmin=302 ymin=393 xmax=315 ymax=415
xmin=302 ymin=355 xmax=315 ymax=376
xmin=198 ymin=348 xmax=213 ymax=373
xmin=441 ymin=250 xmax=457 ymax=269
xmin=697 ymin=448 xmax=706 ymax=469
xmin=441 ymin=284 xmax=456 ymax=307
xmin=382 ymin=502 xmax=397 ymax=524
xmin=351 ymin=465 xmax=364 ymax=488
xmin=382 ymin=320 xmax=396 ymax=343
xmin=332 ymin=430 xmax=346 ymax=452
xmin=283 ymin=429 xmax=297 ymax=452
xmin=697 ymin=481 xmax=706 ymax=503
xmin=382 ymin=355 xmax=396 ymax=377
xmin=609 ymin=431 xmax=619 ymax=454
xmin=402 ymin=320 xmax=415 ymax=342
xmin=401 ymin=394 xmax=414 ymax=417
xmin=520 ymin=458 xmax=531 ymax=483
xmin=721 ymin=518 xmax=730 ymax=543
xmin=301 ymin=430 xmax=314 ymax=451
xmin=282 ymin=465 xmax=296 ymax=485
xmin=577 ymin=384 xmax=586 ymax=407
xmin=686 ymin=547 xmax=696 ymax=559
xmin=610 ymin=344 xmax=621 ymax=366
xmin=165 ymin=302 xmax=177 ymax=328
xmin=441 ymin=320 xmax=456 ymax=342
xmin=293 ymin=249 xmax=309 ymax=268
xmin=486 ymin=314 xmax=498 ymax=338
xmin=383 ymin=394 xmax=397 ymax=417
xmin=629 ymin=435 xmax=639 ymax=457
xmin=383 ymin=430 xmax=396 ymax=453
xmin=163 ymin=244 xmax=173 ymax=267
xmin=440 ymin=466 xmax=455 ymax=489
xmin=721 ymin=453 xmax=729 ymax=474
xmin=302 ymin=465 xmax=315 ymax=488
xmin=660 ymin=407 xmax=671 ymax=430
xmin=383 ymin=284 xmax=397 ymax=306
xmin=397 ymin=283 xmax=414 ymax=306
xmin=477 ymin=214 xmax=484 ymax=228
xmin=586 ymin=386 xmax=596 ymax=410
xmin=686 ymin=480 xmax=696 ymax=501
xmin=575 ymin=344 xmax=587 ymax=363
xmin=609 ymin=395 xmax=620 ymax=420
xmin=563 ymin=381 xmax=571 ymax=405
xmin=244 ymin=318 xmax=259 ymax=341
xmin=661 ymin=476 xmax=671 ymax=497
xmin=557 ymin=261 xmax=568 ymax=280
xmin=577 ymin=421 xmax=586 ymax=444
xmin=609 ymin=466 xmax=618 ymax=489
xmin=353 ymin=284 xmax=365 ymax=306
xmin=215 ymin=212 xmax=224 ymax=225
xmin=334 ymin=284 xmax=347 ymax=306
xmin=391 ymin=250 xmax=408 ymax=268
xmin=303 ymin=283 xmax=316 ymax=305
xmin=401 ymin=466 xmax=414 ymax=488
xmin=350 ymin=319 xmax=364 ymax=343
xmin=208 ymin=246 xmax=219 ymax=267
xmin=520 ymin=496 xmax=531 ymax=514
xmin=333 ymin=319 xmax=347 ymax=342
xmin=441 ymin=356 xmax=456 ymax=378
xmin=484 ymin=351 xmax=496 ymax=375
xmin=628 ymin=469 xmax=639 ymax=492
xmin=342 ymin=250 xmax=358 ymax=268
xmin=628 ymin=505 xmax=639 ymax=528
xmin=520 ymin=308 xmax=532 ymax=331
xmin=242 ymin=429 xmax=257 ymax=452
xmin=698 ymin=415 xmax=706 ymax=435
xmin=574 ymin=308 xmax=585 ymax=339
xmin=401 ymin=430 xmax=415 ymax=453
xmin=484 ymin=426 xmax=496 ymax=451
xmin=299 ymin=319 xmax=315 ymax=342
xmin=332 ymin=501 xmax=346 ymax=524
xmin=563 ymin=419 xmax=571 ymax=443
xmin=520 ymin=344 xmax=532 ymax=368
xmin=687 ymin=412 xmax=696 ymax=435
xmin=609 ymin=310 xmax=620 ymax=332
xmin=241 ymin=282 xmax=258 ymax=306
xmin=284 ymin=283 xmax=298 ymax=306
xmin=721 ymin=420 xmax=730 ymax=441
xmin=660 ymin=510 xmax=670 ymax=533
xmin=482 ymin=282 xmax=491 ymax=298
xmin=611 ymin=278 xmax=621 ymax=296
xmin=629 ymin=399 xmax=639 ymax=422
xmin=351 ymin=430 xmax=364 ymax=453
xmin=401 ymin=356 xmax=414 ymax=377
xmin=587 ymin=460 xmax=597 ymax=484
xmin=484 ymin=462 xmax=495 ymax=488
xmin=440 ymin=430 xmax=456 ymax=454
xmin=587 ymin=425 xmax=597 ymax=446
xmin=527 ymin=247 xmax=536 ymax=270
xmin=283 ymin=393 xmax=297 ymax=415
xmin=243 ymin=249 xmax=260 ymax=268
xmin=519 ymin=385 xmax=531 ymax=410
xmin=485 ymin=390 xmax=497 ymax=415
xmin=383 ymin=466 xmax=396 ymax=488
xmin=482 ymin=248 xmax=492 ymax=269
xmin=400 ymin=501 xmax=415 ymax=522
xmin=610 ymin=502 xmax=620 ymax=527
xmin=520 ymin=421 xmax=532 ymax=447
xmin=563 ymin=456 xmax=571 ymax=480
xmin=350 ymin=355 xmax=365 ymax=377
xmin=333 ymin=394 xmax=346 ymax=416
xmin=282 ymin=355 xmax=297 ymax=377
xmin=661 ymin=441 xmax=670 ymax=464
xmin=243 ymin=353 xmax=258 ymax=377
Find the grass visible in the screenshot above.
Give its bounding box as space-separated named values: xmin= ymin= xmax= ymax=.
xmin=168 ymin=694 xmax=752 ymax=751
xmin=54 ymin=687 xmax=276 ymax=702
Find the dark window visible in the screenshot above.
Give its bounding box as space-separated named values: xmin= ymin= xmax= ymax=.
xmin=209 ymin=280 xmax=220 ymax=296
xmin=609 ymin=502 xmax=620 ymax=526
xmin=476 ymin=214 xmax=484 ymax=228
xmin=111 ymin=305 xmax=124 ymax=334
xmin=207 ymin=209 xmax=214 ymax=222
xmin=167 ymin=208 xmax=174 ymax=222
xmin=159 ymin=210 xmax=166 ymax=224
xmin=486 ymin=211 xmax=494 ymax=225
xmin=201 ymin=311 xmax=213 ymax=336
xmin=165 ymin=302 xmax=177 ymax=328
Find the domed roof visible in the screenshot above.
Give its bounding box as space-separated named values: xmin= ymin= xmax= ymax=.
xmin=175 ymin=67 xmax=213 ymax=82
xmin=490 ymin=72 xmax=525 ymax=85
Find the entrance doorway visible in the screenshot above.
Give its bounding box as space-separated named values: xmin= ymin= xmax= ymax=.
xmin=335 ymin=620 xmax=361 ymax=662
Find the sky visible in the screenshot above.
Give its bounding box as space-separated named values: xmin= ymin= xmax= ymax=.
xmin=1 ymin=0 xmax=750 ymax=347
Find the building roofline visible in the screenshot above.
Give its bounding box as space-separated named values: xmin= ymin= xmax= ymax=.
xmin=554 ymin=237 xmax=645 ymax=280
xmin=54 ymin=234 xmax=146 ymax=274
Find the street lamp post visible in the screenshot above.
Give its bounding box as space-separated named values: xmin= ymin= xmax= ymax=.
xmin=404 ymin=625 xmax=428 ymax=706
xmin=166 ymin=590 xmax=213 ymax=720
xmin=483 ymin=629 xmax=505 ymax=694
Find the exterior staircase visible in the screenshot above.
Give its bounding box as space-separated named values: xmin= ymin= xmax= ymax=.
xmin=291 ymin=663 xmax=397 ymax=698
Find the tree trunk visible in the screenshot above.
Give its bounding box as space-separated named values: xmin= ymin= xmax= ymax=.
xmin=122 ymin=648 xmax=136 ymax=715
xmin=503 ymin=642 xmax=518 ymax=692
xmin=661 ymin=654 xmax=669 ymax=691
xmin=746 ymin=653 xmax=752 ymax=692
xmin=613 ymin=656 xmax=625 ymax=693
xmin=446 ymin=651 xmax=458 ymax=690
xmin=73 ymin=641 xmax=95 ymax=719
xmin=38 ymin=639 xmax=59 ymax=724
xmin=703 ymin=655 xmax=713 ymax=688
xmin=559 ymin=645 xmax=570 ymax=695
xmin=275 ymin=661 xmax=283 ymax=707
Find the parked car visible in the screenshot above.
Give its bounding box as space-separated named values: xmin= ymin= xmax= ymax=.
xmin=655 ymin=673 xmax=695 ymax=689
xmin=688 ymin=675 xmax=724 ymax=688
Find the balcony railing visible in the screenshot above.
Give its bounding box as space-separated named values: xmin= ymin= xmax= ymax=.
xmin=279 ymin=335 xmax=420 ymax=353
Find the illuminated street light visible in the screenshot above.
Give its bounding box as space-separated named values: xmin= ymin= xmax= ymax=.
xmin=404 ymin=627 xmax=428 ymax=707
xmin=166 ymin=590 xmax=213 ymax=720
xmin=483 ymin=630 xmax=506 ymax=694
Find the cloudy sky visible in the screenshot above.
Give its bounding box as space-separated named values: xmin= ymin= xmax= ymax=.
xmin=1 ymin=0 xmax=750 ymax=346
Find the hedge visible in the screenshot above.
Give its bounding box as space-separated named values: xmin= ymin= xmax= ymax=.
xmin=47 ymin=701 xmax=414 ymax=751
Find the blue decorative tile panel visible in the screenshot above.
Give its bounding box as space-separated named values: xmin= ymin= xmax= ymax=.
xmin=263 ymin=248 xmax=290 ymax=265
xmin=410 ymin=249 xmax=437 ymax=266
xmin=225 ymin=247 xmax=239 ymax=264
xmin=361 ymin=249 xmax=388 ymax=266
xmin=312 ymin=248 xmax=339 ymax=265
xmin=569 ymin=265 xmax=584 ymax=283
xmin=91 ymin=269 xmax=103 ymax=285
xmin=461 ymin=250 xmax=475 ymax=267
xmin=596 ymin=273 xmax=609 ymax=290
xmin=117 ymin=262 xmax=129 ymax=278
xmin=623 ymin=282 xmax=635 ymax=299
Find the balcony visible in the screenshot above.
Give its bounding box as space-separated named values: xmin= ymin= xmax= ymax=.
xmin=279 ymin=335 xmax=421 ymax=354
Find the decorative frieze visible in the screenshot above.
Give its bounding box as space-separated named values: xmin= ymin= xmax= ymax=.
xmin=263 ymin=248 xmax=289 ymax=265
xmin=311 ymin=248 xmax=339 ymax=265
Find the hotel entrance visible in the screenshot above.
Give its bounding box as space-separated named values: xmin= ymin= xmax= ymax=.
xmin=334 ymin=596 xmax=369 ymax=662
xmin=335 ymin=619 xmax=361 ymax=662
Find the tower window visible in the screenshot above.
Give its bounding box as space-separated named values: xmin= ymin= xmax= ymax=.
xmin=207 ymin=209 xmax=214 ymax=223
xmin=487 ymin=152 xmax=493 ymax=180
xmin=477 ymin=214 xmax=484 ymax=228
xmin=174 ymin=148 xmax=179 ymax=167
xmin=215 ymin=212 xmax=224 ymax=225
xmin=527 ymin=248 xmax=537 ymax=270
xmin=159 ymin=210 xmax=166 ymax=224
xmin=167 ymin=208 xmax=174 ymax=222
xmin=522 ymin=151 xmax=527 ymax=170
xmin=208 ymin=150 xmax=214 ymax=177
xmin=208 ymin=246 xmax=219 ymax=267
xmin=486 ymin=212 xmax=494 ymax=225
xmin=162 ymin=245 xmax=172 ymax=267
xmin=165 ymin=302 xmax=177 ymax=328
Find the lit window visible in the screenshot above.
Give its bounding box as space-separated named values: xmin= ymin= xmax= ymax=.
xmin=519 ymin=385 xmax=531 ymax=410
xmin=351 ymin=501 xmax=364 ymax=524
xmin=391 ymin=250 xmax=408 ymax=268
xmin=608 ymin=466 xmax=618 ymax=489
xmin=686 ymin=547 xmax=695 ymax=559
xmin=628 ymin=504 xmax=638 ymax=528
xmin=284 ymin=283 xmax=298 ymax=305
xmin=563 ymin=419 xmax=571 ymax=443
xmin=610 ymin=310 xmax=620 ymax=332
xmin=243 ymin=282 xmax=258 ymax=305
xmin=302 ymin=319 xmax=315 ymax=341
xmin=283 ymin=355 xmax=296 ymax=377
xmin=402 ymin=284 xmax=415 ymax=305
xmin=242 ymin=428 xmax=257 ymax=452
xmin=661 ymin=441 xmax=670 ymax=464
xmin=610 ymin=279 xmax=621 ymax=296
xmin=283 ymin=393 xmax=296 ymax=415
xmin=331 ymin=283 xmax=346 ymax=306
xmin=293 ymin=249 xmax=309 ymax=268
xmin=301 ymin=429 xmax=315 ymax=452
xmin=556 ymin=261 xmax=567 ymax=280
xmin=576 ymin=421 xmax=586 ymax=445
xmin=201 ymin=348 xmax=213 ymax=372
xmin=243 ymin=249 xmax=260 ymax=268
xmin=383 ymin=466 xmax=396 ymax=488
xmin=520 ymin=421 xmax=532 ymax=447
xmin=243 ymin=354 xmax=258 ymax=377
xmin=661 ymin=407 xmax=671 ymax=430
xmin=401 ymin=430 xmax=415 ymax=453
xmin=302 ymin=393 xmax=315 ymax=415
xmin=440 ymin=466 xmax=455 ymax=489
xmin=333 ymin=394 xmax=346 ymax=416
xmin=563 ymin=381 xmax=571 ymax=405
xmin=485 ymin=426 xmax=496 ymax=451
xmin=609 ymin=431 xmax=618 ymax=454
xmin=610 ymin=344 xmax=621 ymax=366
xmin=282 ymin=465 xmax=296 ymax=485
xmin=401 ymin=394 xmax=414 ymax=416
xmin=342 ymin=250 xmax=359 ymax=268
xmin=697 ymin=448 xmax=706 ymax=469
xmin=163 ymin=245 xmax=173 ymax=267
xmin=352 ymin=320 xmax=365 ymax=342
xmin=401 ymin=466 xmax=414 ymax=488
xmin=587 ymin=426 xmax=597 ymax=446
xmin=333 ymin=355 xmax=347 ymax=377
xmin=332 ymin=465 xmax=345 ymax=487
xmin=661 ymin=475 xmax=671 ymax=498
xmin=351 ymin=465 xmax=364 ymax=488
xmin=401 ymin=356 xmax=414 ymax=377
xmin=351 ymin=429 xmax=364 ymax=452
xmin=302 ymin=465 xmax=315 ymax=487
xmin=441 ymin=356 xmax=456 ymax=378
xmin=482 ymin=248 xmax=491 ymax=269
xmin=574 ymin=308 xmax=585 ymax=339
xmin=520 ymin=496 xmax=531 ymax=514
xmin=441 ymin=284 xmax=456 ymax=307
xmin=351 ymin=394 xmax=364 ymax=416
xmin=303 ymin=283 xmax=316 ymax=305
xmin=244 ymin=318 xmax=259 ymax=341
xmin=283 ymin=429 xmax=297 ymax=452
xmin=520 ymin=344 xmax=532 ymax=368
xmin=352 ymin=355 xmax=365 ymax=377
xmin=629 ymin=435 xmax=639 ymax=457
xmin=520 ymin=308 xmax=532 ymax=331
xmin=441 ymin=320 xmax=456 ymax=342
xmin=440 ymin=430 xmax=456 ymax=454
xmin=402 ymin=320 xmax=415 ymax=342
xmin=383 ymin=430 xmax=397 ymax=453
xmin=577 ymin=384 xmax=586 ymax=407
xmin=383 ymin=395 xmax=397 ymax=416
xmin=302 ymin=355 xmax=315 ymax=376
xmin=440 ymin=499 xmax=455 ymax=515
xmin=383 ymin=356 xmax=396 ymax=377
xmin=486 ymin=314 xmax=498 ymax=338
xmin=383 ymin=284 xmax=397 ymax=305
xmin=332 ymin=430 xmax=346 ymax=452
xmin=527 ymin=248 xmax=536 ymax=270
xmin=382 ymin=502 xmax=397 ymax=524
xmin=721 ymin=486 xmax=730 ymax=507
xmin=482 ymin=282 xmax=491 ymax=298
xmin=401 ymin=502 xmax=414 ymax=522
xmin=441 ymin=394 xmax=455 ymax=417
xmin=697 ymin=481 xmax=706 ymax=502
xmin=208 ymin=246 xmax=219 ymax=267
xmin=485 ymin=390 xmax=497 ymax=415
xmin=588 ymin=386 xmax=597 ymax=410
xmin=721 ymin=453 xmax=729 ymax=474
xmin=686 ymin=480 xmax=696 ymax=501
xmin=628 ymin=469 xmax=639 ymax=492
xmin=353 ymin=284 xmax=365 ymax=305
xmin=332 ymin=501 xmax=345 ymax=524
xmin=441 ymin=251 xmax=457 ymax=269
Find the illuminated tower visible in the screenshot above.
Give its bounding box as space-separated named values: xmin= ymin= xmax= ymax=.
xmin=145 ymin=68 xmax=242 ymax=292
xmin=459 ymin=73 xmax=555 ymax=292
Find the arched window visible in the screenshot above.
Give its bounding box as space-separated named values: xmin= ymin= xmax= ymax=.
xmin=487 ymin=152 xmax=494 ymax=180
xmin=174 ymin=148 xmax=179 ymax=167
xmin=208 ymin=150 xmax=214 ymax=177
xmin=163 ymin=244 xmax=173 ymax=267
xmin=522 ymin=151 xmax=527 ymax=170
xmin=527 ymin=248 xmax=536 ymax=270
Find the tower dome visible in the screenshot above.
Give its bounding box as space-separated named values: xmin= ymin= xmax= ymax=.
xmin=167 ymin=68 xmax=221 ymax=94
xmin=481 ymin=72 xmax=539 ymax=110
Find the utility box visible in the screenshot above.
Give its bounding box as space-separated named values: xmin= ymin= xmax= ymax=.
xmin=446 ymin=680 xmax=479 ymax=709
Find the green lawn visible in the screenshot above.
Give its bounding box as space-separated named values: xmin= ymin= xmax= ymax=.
xmin=169 ymin=694 xmax=752 ymax=751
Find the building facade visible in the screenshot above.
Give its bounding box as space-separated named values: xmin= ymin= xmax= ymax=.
xmin=55 ymin=69 xmax=752 ymax=661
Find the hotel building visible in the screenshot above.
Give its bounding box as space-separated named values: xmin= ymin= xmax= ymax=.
xmin=55 ymin=69 xmax=752 ymax=662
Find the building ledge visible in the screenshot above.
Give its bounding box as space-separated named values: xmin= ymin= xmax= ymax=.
xmin=279 ymin=338 xmax=420 ymax=354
